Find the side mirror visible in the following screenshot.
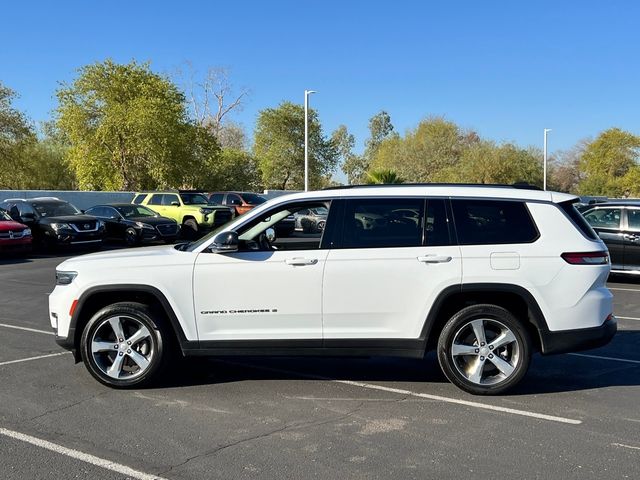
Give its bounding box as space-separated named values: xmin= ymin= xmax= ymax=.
xmin=265 ymin=227 xmax=276 ymax=243
xmin=209 ymin=231 xmax=239 ymax=253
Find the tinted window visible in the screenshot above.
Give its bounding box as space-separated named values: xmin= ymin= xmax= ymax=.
xmin=116 ymin=205 xmax=158 ymax=218
xmin=132 ymin=194 xmax=147 ymax=205
xmin=226 ymin=194 xmax=242 ymax=206
xmin=452 ymin=200 xmax=538 ymax=245
xmin=209 ymin=193 xmax=224 ymax=205
xmin=559 ymin=201 xmax=598 ymax=240
xmin=241 ymin=193 xmax=267 ymax=205
xmin=32 ymin=201 xmax=80 ymax=217
xmin=583 ymin=207 xmax=621 ymax=230
xmin=86 ymin=207 xmax=107 ymax=217
xmin=342 ymin=198 xmax=424 ymax=248
xmin=180 ymin=193 xmax=208 ymax=205
xmin=0 ymin=209 xmax=11 ymax=221
xmin=425 ymin=199 xmax=451 ymax=246
xmin=163 ymin=194 xmax=180 ymax=206
xmin=148 ymin=194 xmax=164 ymax=205
xmin=628 ymin=209 xmax=640 ymax=230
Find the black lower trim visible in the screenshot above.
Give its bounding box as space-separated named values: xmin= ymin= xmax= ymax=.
xmin=539 ymin=317 xmax=617 ymax=355
xmin=183 ymin=338 xmax=425 ymax=358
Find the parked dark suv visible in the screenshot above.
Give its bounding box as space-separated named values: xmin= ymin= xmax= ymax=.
xmin=0 ymin=198 xmax=105 ymax=250
xmin=582 ymin=200 xmax=640 ymax=274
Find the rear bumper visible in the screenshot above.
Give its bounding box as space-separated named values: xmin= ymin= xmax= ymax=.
xmin=540 ymin=316 xmax=617 ymax=355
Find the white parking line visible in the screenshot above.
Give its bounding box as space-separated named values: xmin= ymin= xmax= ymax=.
xmin=218 ymin=360 xmax=582 ymax=425
xmin=611 ymin=442 xmax=640 ymax=452
xmin=609 ymin=287 xmax=640 ymax=292
xmin=617 ymin=316 xmax=640 ymax=321
xmin=0 ymin=427 xmax=167 ymax=480
xmin=0 ymin=322 xmax=54 ymax=335
xmin=568 ymin=353 xmax=640 ymax=365
xmin=0 ymin=352 xmax=69 ymax=367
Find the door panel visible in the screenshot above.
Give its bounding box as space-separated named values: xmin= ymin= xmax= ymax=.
xmin=583 ymin=207 xmax=624 ymax=270
xmin=193 ymin=250 xmax=328 ymax=340
xmin=623 ymin=208 xmax=640 ymax=271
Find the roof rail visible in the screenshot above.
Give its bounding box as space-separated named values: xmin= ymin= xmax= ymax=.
xmin=30 ymin=196 xmax=62 ymax=201
xmin=323 ymin=182 xmax=542 ymax=191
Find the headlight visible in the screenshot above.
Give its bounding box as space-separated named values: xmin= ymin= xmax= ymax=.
xmin=23 ymin=228 xmax=32 ymax=236
xmin=199 ymin=208 xmax=213 ymax=214
xmin=55 ymin=271 xmax=77 ymax=285
xmin=135 ymin=222 xmax=155 ymax=230
xmin=51 ymin=223 xmax=72 ymax=231
xmin=97 ymin=220 xmax=105 ymax=229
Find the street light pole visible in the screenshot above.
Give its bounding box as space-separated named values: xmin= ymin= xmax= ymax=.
xmin=543 ymin=128 xmax=552 ymax=191
xmin=304 ymin=89 xmax=316 ymax=192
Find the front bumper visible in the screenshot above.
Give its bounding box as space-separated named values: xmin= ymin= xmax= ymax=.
xmin=539 ymin=316 xmax=617 ymax=355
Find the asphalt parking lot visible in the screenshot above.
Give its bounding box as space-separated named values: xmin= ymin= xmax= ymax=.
xmin=1 ymin=250 xmax=639 ymax=480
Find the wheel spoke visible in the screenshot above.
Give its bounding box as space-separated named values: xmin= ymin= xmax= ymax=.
xmin=108 ymin=317 xmax=126 ymax=341
xmin=490 ymin=330 xmax=516 ymax=350
xmin=467 ymin=357 xmax=486 ymax=384
xmin=470 ymin=319 xmax=487 ymax=345
xmin=488 ymin=355 xmax=515 ymax=377
xmin=126 ymin=325 xmax=151 ymax=346
xmin=451 ymin=343 xmax=479 ymax=356
xmin=106 ymin=353 xmax=125 ymax=379
xmin=127 ymin=350 xmax=150 ymax=371
xmin=91 ymin=341 xmax=115 ymax=353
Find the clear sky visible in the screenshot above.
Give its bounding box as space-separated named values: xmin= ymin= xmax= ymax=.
xmin=2 ymin=0 xmax=639 ymax=163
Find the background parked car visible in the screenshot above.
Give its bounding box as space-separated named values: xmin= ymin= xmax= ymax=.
xmin=85 ymin=204 xmax=180 ymax=246
xmin=582 ymin=200 xmax=640 ymax=274
xmin=208 ymin=191 xmax=267 ymax=216
xmin=0 ymin=198 xmax=105 ymax=250
xmin=132 ymin=190 xmax=232 ymax=238
xmin=294 ymin=206 xmax=328 ymax=233
xmin=0 ymin=208 xmax=32 ymax=253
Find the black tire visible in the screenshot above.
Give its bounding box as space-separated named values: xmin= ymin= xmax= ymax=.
xmin=316 ymin=220 xmax=326 ymax=232
xmin=124 ymin=227 xmax=140 ymax=246
xmin=437 ymin=304 xmax=532 ymax=395
xmin=80 ymin=302 xmax=170 ymax=388
xmin=182 ymin=218 xmax=198 ymax=239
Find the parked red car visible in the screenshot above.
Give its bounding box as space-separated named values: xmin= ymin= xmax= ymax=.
xmin=208 ymin=191 xmax=267 ymax=216
xmin=0 ymin=209 xmax=32 ymax=253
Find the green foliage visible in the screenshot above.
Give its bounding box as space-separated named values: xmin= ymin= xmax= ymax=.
xmin=332 ymin=125 xmax=364 ymax=185
xmin=0 ymin=83 xmax=35 ymax=188
xmin=446 ymin=141 xmax=542 ymax=186
xmin=366 ymin=168 xmax=404 ymax=184
xmin=370 ymin=117 xmax=479 ymax=182
xmin=577 ymin=128 xmax=640 ymax=196
xmin=55 ymin=59 xmax=221 ymax=191
xmin=253 ymin=101 xmax=338 ymax=190
xmin=211 ymin=149 xmax=261 ymax=191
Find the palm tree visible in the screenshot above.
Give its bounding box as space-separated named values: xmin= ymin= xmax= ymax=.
xmin=365 ymin=168 xmax=404 ymax=184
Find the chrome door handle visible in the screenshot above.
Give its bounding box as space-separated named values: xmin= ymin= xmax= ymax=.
xmin=417 ymin=255 xmax=452 ymax=263
xmin=285 ymin=258 xmax=318 ymax=266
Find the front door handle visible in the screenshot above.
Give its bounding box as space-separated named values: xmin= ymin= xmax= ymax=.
xmin=285 ymin=258 xmax=318 ymax=266
xmin=418 ymin=255 xmax=452 ymax=264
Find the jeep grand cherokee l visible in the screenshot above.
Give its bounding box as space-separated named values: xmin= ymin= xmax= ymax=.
xmin=49 ymin=184 xmax=616 ymax=395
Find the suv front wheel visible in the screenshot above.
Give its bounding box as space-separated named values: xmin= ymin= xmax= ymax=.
xmin=80 ymin=302 xmax=169 ymax=388
xmin=437 ymin=304 xmax=532 ymax=395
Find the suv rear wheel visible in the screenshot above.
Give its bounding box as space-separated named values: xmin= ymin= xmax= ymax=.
xmin=80 ymin=302 xmax=169 ymax=388
xmin=437 ymin=304 xmax=532 ymax=395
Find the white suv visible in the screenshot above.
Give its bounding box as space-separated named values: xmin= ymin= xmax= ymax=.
xmin=49 ymin=185 xmax=616 ymax=395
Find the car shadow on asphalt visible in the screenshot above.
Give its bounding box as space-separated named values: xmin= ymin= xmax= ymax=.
xmin=155 ymin=330 xmax=640 ymax=396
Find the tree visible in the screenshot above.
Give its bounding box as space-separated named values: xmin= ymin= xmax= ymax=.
xmin=253 ymin=101 xmax=338 ymax=190
xmin=55 ymin=59 xmax=220 ymax=190
xmin=217 ymin=121 xmax=248 ymax=150
xmin=366 ymin=168 xmax=404 ymax=184
xmin=369 ymin=117 xmax=478 ymax=182
xmin=364 ymin=110 xmax=395 ymax=160
xmin=331 ymin=125 xmax=364 ymax=185
xmin=577 ymin=128 xmax=640 ymax=196
xmin=0 ymin=83 xmax=36 ymax=188
xmin=548 ymin=140 xmax=588 ymax=193
xmin=446 ymin=141 xmax=542 ymax=186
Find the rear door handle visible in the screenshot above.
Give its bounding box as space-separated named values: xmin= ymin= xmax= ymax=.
xmin=285 ymin=258 xmax=318 ymax=266
xmin=417 ymin=255 xmax=452 ymax=264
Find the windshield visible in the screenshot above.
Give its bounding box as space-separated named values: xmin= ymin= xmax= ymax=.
xmin=33 ymin=202 xmax=80 ymax=217
xmin=180 ymin=193 xmax=209 ymax=205
xmin=242 ymin=193 xmax=267 ymax=205
xmin=116 ymin=205 xmax=158 ymax=218
xmin=0 ymin=210 xmax=11 ymax=221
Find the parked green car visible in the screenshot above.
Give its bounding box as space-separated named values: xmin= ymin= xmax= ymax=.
xmin=132 ymin=191 xmax=233 ymax=237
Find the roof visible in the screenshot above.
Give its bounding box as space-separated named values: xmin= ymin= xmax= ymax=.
xmin=1 ymin=197 xmax=63 ymax=203
xmin=584 ymin=199 xmax=640 ymax=207
xmin=266 ymin=184 xmax=577 ymax=205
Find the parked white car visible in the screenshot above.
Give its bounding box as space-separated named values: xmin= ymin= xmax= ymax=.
xmin=49 ymin=184 xmax=616 ymax=394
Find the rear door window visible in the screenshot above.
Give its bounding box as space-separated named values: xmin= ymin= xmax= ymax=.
xmin=583 ymin=207 xmax=622 ymax=230
xmin=451 ymin=199 xmax=539 ymax=245
xmin=132 ymin=194 xmax=147 ymax=205
xmin=148 ymin=194 xmax=164 ymax=206
xmin=341 ymin=198 xmax=424 ymax=248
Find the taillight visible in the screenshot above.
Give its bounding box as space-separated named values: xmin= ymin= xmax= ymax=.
xmin=561 ymin=251 xmax=609 ymax=265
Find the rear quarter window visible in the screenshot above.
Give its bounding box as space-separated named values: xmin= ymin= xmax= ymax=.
xmin=560 ymin=201 xmax=598 ymax=240
xmin=451 ymin=199 xmax=539 ymax=245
